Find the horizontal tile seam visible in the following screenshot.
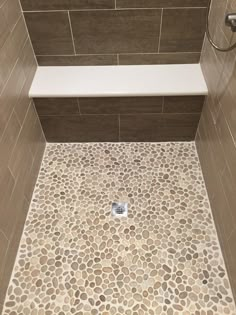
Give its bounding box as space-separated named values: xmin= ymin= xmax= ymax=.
xmin=22 ymin=7 xmax=208 ymax=13
xmin=35 ymin=51 xmax=201 ymax=57
xmin=36 ymin=52 xmax=201 ymax=56
xmin=37 ymin=112 xmax=202 ymax=117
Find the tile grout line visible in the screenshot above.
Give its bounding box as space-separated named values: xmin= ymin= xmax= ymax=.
xmin=35 ymin=51 xmax=201 ymax=58
xmin=68 ymin=11 xmax=76 ymax=55
xmin=77 ymin=98 xmax=81 ymax=115
xmin=162 ymin=96 xmax=164 ymax=113
xmin=8 ymin=101 xmax=32 ymax=175
xmin=0 ymin=52 xmax=27 ymax=141
xmin=158 ymin=8 xmax=163 ymax=53
xmin=22 ymin=7 xmax=208 ymax=13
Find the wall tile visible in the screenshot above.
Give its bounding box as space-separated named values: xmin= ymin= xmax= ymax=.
xmin=119 ymin=52 xmax=200 ymax=65
xmin=160 ymin=8 xmax=207 ymax=53
xmin=200 ymin=106 xmax=226 ymax=176
xmin=116 ymin=0 xmax=210 ymax=8
xmin=40 ymin=115 xmax=119 ymax=142
xmin=70 ymin=10 xmax=161 ymax=54
xmin=0 ymin=181 xmax=25 ymax=241
xmin=0 ymin=56 xmax=26 ymax=138
xmin=0 ymin=6 xmax=10 ymax=49
xmin=35 ymin=97 xmax=202 ymax=142
xmin=215 ymin=109 xmax=236 ymax=177
xmin=227 ymin=229 xmax=236 ymax=298
xmin=163 ymin=96 xmax=205 ymax=113
xmin=219 ymin=86 xmax=236 ymax=145
xmin=0 ymin=17 xmax=28 ymax=94
xmin=120 ymin=113 xmax=200 ymax=141
xmin=0 ymin=196 xmax=29 ymax=304
xmin=34 ymin=98 xmax=79 ymax=116
xmin=8 ymin=110 xmax=34 ymax=183
xmin=220 ymin=166 xmax=236 ymax=225
xmin=2 ymin=0 xmax=21 ymax=32
xmin=20 ymin=0 xmax=115 ymax=10
xmin=14 ymin=40 xmax=37 ymax=124
xmin=79 ymin=97 xmax=163 ymax=114
xmin=0 ymin=231 xmax=8 ymax=275
xmin=20 ymin=1 xmax=208 ymax=65
xmin=0 ymin=168 xmax=15 ymax=215
xmin=24 ymin=12 xmax=74 ymax=55
xmin=197 ymin=0 xmax=236 ymax=301
xmin=0 ymin=0 xmax=46 ymax=306
xmin=0 ymin=111 xmax=21 ymax=167
xmin=37 ymin=54 xmax=118 ymax=66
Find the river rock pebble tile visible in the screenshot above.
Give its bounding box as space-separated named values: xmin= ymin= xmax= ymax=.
xmin=3 ymin=142 xmax=236 ymax=315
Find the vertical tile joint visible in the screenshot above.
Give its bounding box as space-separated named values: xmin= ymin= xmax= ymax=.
xmin=158 ymin=8 xmax=163 ymax=53
xmin=68 ymin=11 xmax=76 ymax=55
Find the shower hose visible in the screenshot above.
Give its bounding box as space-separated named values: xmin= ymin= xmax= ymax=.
xmin=206 ymin=0 xmax=236 ymax=51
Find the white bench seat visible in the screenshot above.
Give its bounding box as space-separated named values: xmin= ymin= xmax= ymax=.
xmin=29 ymin=64 xmax=208 ymax=98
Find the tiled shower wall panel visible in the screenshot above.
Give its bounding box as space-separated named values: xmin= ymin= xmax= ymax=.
xmin=34 ymin=96 xmax=204 ymax=142
xmin=20 ymin=0 xmax=209 ymax=66
xmin=0 ymin=0 xmax=46 ymax=310
xmin=196 ymin=0 xmax=236 ymax=301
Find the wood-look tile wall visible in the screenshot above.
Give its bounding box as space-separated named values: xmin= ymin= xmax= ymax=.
xmin=0 ymin=0 xmax=46 ymax=310
xmin=20 ymin=0 xmax=210 ymax=66
xmin=34 ymin=96 xmax=204 ymax=142
xmin=196 ymin=0 xmax=236 ymax=301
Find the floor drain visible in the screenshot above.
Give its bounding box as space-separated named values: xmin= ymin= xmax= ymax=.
xmin=111 ymin=202 xmax=128 ymax=217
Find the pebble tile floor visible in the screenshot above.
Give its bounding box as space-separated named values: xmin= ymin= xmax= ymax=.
xmin=3 ymin=142 xmax=236 ymax=315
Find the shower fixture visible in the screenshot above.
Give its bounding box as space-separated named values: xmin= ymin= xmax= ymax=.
xmin=206 ymin=1 xmax=236 ymax=52
xmin=225 ymin=13 xmax=236 ymax=32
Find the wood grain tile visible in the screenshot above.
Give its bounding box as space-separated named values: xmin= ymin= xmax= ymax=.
xmin=160 ymin=8 xmax=207 ymax=53
xmin=116 ymin=0 xmax=210 ymax=8
xmin=20 ymin=0 xmax=115 ymax=10
xmin=24 ymin=12 xmax=74 ymax=55
xmin=79 ymin=97 xmax=163 ymax=114
xmin=40 ymin=115 xmax=119 ymax=142
xmin=163 ymin=96 xmax=205 ymax=113
xmin=70 ymin=10 xmax=161 ymax=54
xmin=119 ymin=52 xmax=200 ymax=65
xmin=120 ymin=113 xmax=200 ymax=141
xmin=34 ymin=98 xmax=79 ymax=116
xmin=36 ymin=54 xmax=118 ymax=66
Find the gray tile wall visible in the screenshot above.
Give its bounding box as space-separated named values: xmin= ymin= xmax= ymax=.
xmin=196 ymin=0 xmax=236 ymax=301
xmin=34 ymin=96 xmax=204 ymax=142
xmin=0 ymin=0 xmax=46 ymax=310
xmin=20 ymin=0 xmax=209 ymax=66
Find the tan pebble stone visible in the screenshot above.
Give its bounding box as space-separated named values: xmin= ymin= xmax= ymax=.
xmin=71 ymin=262 xmax=78 ymax=270
xmin=179 ymin=292 xmax=187 ymax=299
xmin=143 ymin=230 xmax=149 ymax=239
xmin=80 ymin=293 xmax=87 ymax=300
xmin=154 ymin=282 xmax=161 ymax=289
xmin=134 ymin=293 xmax=142 ymax=302
xmin=163 ymin=264 xmax=171 ymax=273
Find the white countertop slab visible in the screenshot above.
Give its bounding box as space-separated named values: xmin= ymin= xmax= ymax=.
xmin=29 ymin=64 xmax=208 ymax=98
